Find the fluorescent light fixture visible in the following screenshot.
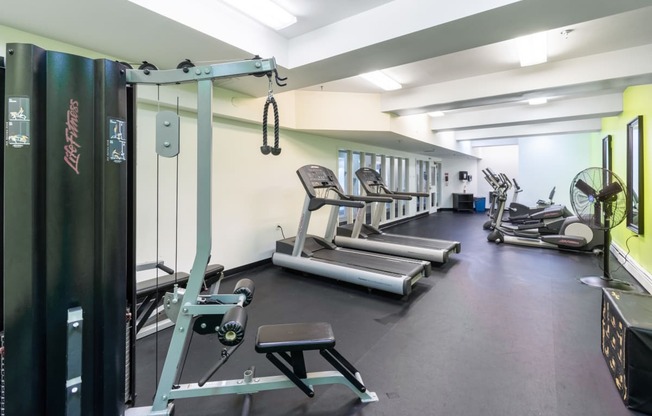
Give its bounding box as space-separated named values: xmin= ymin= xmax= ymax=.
xmin=359 ymin=71 xmax=402 ymax=91
xmin=516 ymin=32 xmax=547 ymax=67
xmin=528 ymin=97 xmax=548 ymax=105
xmin=428 ymin=111 xmax=445 ymax=117
xmin=222 ymin=0 xmax=297 ymax=30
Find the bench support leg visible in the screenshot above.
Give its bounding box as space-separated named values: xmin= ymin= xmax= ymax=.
xmin=266 ymin=353 xmax=314 ymax=397
xmin=320 ymin=348 xmax=366 ymax=393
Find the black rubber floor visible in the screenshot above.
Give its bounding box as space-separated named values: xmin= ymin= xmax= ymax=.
xmin=134 ymin=211 xmax=646 ymax=416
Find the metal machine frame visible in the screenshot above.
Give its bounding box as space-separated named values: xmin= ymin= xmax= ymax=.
xmin=124 ymin=61 xmax=377 ymax=415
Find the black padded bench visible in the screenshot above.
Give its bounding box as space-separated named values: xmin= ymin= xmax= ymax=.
xmin=136 ymin=264 xmax=224 ymax=333
xmin=255 ymin=322 xmax=367 ymax=397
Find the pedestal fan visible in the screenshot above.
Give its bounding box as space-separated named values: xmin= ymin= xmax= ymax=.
xmin=570 ymin=167 xmax=634 ymax=290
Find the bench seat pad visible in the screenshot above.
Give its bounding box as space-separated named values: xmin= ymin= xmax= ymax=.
xmin=255 ymin=322 xmax=335 ymax=353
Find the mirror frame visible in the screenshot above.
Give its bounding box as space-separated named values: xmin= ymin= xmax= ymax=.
xmin=626 ymin=116 xmax=644 ymax=234
xmin=602 ymin=135 xmax=612 ymax=171
xmin=602 ymin=135 xmax=612 ymax=186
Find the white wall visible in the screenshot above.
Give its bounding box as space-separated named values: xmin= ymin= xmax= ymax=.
xmin=439 ymin=158 xmax=479 ymax=208
xmin=473 ymin=135 xmax=593 ymax=210
xmin=135 ymin=89 xmax=439 ymax=274
xmin=518 ymin=134 xmax=594 ymax=209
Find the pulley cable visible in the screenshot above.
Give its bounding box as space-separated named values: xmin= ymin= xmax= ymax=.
xmin=154 ymin=84 xmax=161 ymax=389
xmin=174 ymin=97 xmax=180 ymax=290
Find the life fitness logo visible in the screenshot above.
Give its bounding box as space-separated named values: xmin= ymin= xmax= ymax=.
xmin=64 ymin=98 xmax=81 ymax=175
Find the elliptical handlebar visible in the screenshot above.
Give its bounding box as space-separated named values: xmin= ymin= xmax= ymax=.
xmin=499 ymin=173 xmax=511 ymax=188
xmin=483 ymin=169 xmax=501 ymax=190
xmin=512 ymin=178 xmax=523 ymax=192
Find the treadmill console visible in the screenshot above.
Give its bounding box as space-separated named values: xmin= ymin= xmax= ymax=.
xmin=297 ymin=165 xmax=344 ymax=197
xmin=356 ymin=168 xmax=383 ymax=185
xmin=356 ymin=167 xmax=385 ymax=194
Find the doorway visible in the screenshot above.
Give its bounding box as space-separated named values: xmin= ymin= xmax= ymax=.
xmin=429 ymin=162 xmax=441 ymax=213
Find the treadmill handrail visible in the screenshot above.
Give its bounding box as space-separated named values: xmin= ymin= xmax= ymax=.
xmin=392 ymin=191 xmax=428 ymax=199
xmin=354 ymin=167 xmax=424 ymax=200
xmin=348 ymin=194 xmax=394 ymax=204
xmin=309 ymin=197 xmax=364 ymax=211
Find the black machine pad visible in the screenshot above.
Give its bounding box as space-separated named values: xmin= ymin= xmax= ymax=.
xmin=255 ymin=322 xmax=335 ymax=353
xmin=136 ymin=264 xmax=224 ymax=299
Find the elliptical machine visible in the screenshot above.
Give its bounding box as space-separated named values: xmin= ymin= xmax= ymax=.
xmin=506 ymin=177 xmax=568 ymax=221
xmin=482 ymin=169 xmax=571 ymax=232
xmin=485 ymin=170 xmax=603 ymax=252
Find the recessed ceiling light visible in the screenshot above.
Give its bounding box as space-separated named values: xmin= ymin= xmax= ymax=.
xmin=516 ymin=32 xmax=547 ymax=67
xmin=359 ymin=71 xmax=402 ymax=91
xmin=222 ymin=0 xmax=297 ymax=31
xmin=528 ymin=97 xmax=548 ymax=105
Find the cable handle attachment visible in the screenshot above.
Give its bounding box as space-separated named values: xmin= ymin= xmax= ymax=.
xmin=261 ymin=73 xmax=282 ymax=156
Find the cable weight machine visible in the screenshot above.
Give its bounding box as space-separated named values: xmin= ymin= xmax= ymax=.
xmin=3 ymin=43 xmax=377 ymax=416
xmin=124 ymin=53 xmax=376 ymax=416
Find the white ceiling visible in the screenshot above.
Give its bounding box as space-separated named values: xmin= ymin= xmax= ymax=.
xmin=1 ymin=0 xmax=652 ymax=157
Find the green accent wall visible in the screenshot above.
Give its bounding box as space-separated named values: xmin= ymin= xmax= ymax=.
xmin=599 ymin=85 xmax=651 ymax=277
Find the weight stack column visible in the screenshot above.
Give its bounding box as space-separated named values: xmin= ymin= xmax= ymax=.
xmin=1 ymin=54 xmax=8 ymax=416
xmin=3 ymin=44 xmax=130 ymax=416
xmin=3 ymin=43 xmax=48 ymax=416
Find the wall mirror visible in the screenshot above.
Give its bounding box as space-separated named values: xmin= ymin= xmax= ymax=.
xmin=602 ymin=135 xmax=612 ymax=184
xmin=626 ymin=116 xmax=643 ymax=234
xmin=602 ymin=134 xmax=611 ymax=170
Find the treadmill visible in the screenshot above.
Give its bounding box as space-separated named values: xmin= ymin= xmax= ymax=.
xmin=272 ymin=165 xmax=431 ymax=296
xmin=335 ymin=167 xmax=461 ymax=263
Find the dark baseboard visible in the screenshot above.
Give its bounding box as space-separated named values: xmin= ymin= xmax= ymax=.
xmin=379 ymin=211 xmax=430 ymax=230
xmin=224 ymin=258 xmax=272 ymax=277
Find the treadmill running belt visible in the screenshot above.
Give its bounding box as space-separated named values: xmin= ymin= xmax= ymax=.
xmin=312 ymin=248 xmax=423 ymax=277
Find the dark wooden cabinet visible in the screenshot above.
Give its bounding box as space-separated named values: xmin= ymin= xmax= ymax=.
xmin=453 ymin=193 xmax=474 ymax=212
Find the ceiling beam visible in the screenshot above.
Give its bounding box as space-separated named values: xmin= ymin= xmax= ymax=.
xmin=430 ymin=93 xmax=622 ymax=131
xmin=382 ymin=44 xmax=652 ymax=115
xmin=451 ymin=118 xmax=602 ymax=141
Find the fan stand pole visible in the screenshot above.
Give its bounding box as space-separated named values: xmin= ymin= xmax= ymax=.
xmin=579 ymin=228 xmax=635 ymax=291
